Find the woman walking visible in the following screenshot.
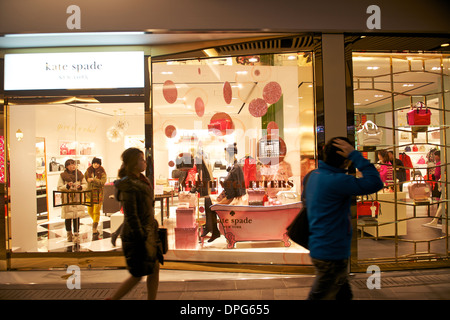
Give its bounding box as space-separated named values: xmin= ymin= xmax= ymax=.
xmin=109 ymin=148 xmax=163 ymax=300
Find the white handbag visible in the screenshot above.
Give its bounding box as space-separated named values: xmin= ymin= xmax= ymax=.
xmin=357 ymin=120 xmax=383 ymax=146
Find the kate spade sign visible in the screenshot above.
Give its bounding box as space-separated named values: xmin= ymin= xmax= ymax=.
xmin=4 ymin=51 xmax=144 ymax=90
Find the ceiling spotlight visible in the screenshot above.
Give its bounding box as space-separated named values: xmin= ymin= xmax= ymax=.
xmin=441 ymin=43 xmax=449 ymax=47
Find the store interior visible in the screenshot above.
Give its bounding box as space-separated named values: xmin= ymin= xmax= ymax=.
xmin=353 ymin=52 xmax=450 ymax=262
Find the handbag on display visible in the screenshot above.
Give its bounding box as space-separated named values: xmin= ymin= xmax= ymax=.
xmin=407 ymin=101 xmax=431 ymax=126
xmin=412 ymin=145 xmax=418 ymax=152
xmin=208 ymin=119 xmax=232 ymax=133
xmin=357 ymin=120 xmax=383 ymax=146
xmin=357 ymin=195 xmax=380 ymax=219
xmin=178 ymin=191 xmax=198 ymax=207
xmin=49 ymin=157 xmax=59 ymax=172
xmin=408 ymin=176 xmax=431 ymax=200
xmin=417 ymin=156 xmax=426 ymax=165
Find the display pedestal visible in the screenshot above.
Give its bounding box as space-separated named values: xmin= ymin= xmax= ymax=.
xmin=358 ymin=192 xmax=407 ymax=238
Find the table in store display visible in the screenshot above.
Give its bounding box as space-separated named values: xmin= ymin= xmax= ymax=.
xmin=155 ymin=191 xmax=176 ymax=225
xmin=357 ymin=192 xmax=407 ymax=238
xmin=211 ymin=202 xmax=301 ymax=249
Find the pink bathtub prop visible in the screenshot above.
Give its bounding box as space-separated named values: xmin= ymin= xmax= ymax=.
xmin=210 ymin=202 xmax=302 ymax=249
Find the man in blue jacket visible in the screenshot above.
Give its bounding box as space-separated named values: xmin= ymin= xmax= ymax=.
xmin=305 ymin=137 xmax=383 ymax=300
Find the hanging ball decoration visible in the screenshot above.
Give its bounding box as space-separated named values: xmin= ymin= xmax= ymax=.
xmin=249 ymin=98 xmax=268 ymax=117
xmin=267 ymin=121 xmax=279 ymax=135
xmin=223 ymin=81 xmax=232 ymax=104
xmin=263 ymin=81 xmax=282 ymax=105
xmin=164 ymin=125 xmax=177 ymax=138
xmin=195 ymin=97 xmax=205 ymax=117
xmin=162 ymin=80 xmax=178 ymax=104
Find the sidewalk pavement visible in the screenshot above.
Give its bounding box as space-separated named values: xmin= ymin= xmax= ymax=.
xmin=0 ymin=267 xmax=449 ymax=301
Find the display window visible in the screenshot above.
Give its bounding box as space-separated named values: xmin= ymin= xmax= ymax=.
xmin=8 ymin=102 xmax=145 ymax=253
xmin=151 ymin=52 xmax=316 ymax=265
xmin=353 ymin=52 xmax=450 ymax=265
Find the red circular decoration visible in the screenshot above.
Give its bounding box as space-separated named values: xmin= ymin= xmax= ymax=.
xmin=162 ymin=80 xmax=177 ymax=104
xmin=263 ymin=81 xmax=282 ymax=105
xmin=249 ymin=98 xmax=268 ymax=117
xmin=195 ymin=97 xmax=205 ymax=117
xmin=267 ymin=121 xmax=279 ymax=135
xmin=223 ymin=81 xmax=232 ymax=104
xmin=199 ymin=206 xmax=205 ymax=213
xmin=164 ymin=125 xmax=177 ymax=138
xmin=168 ymin=161 xmax=175 ymax=167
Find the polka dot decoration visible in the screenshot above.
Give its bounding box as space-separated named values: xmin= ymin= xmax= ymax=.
xmin=223 ymin=81 xmax=232 ymax=104
xmin=249 ymin=98 xmax=268 ymax=117
xmin=263 ymin=81 xmax=282 ymax=105
xmin=164 ymin=125 xmax=177 ymax=138
xmin=162 ymin=80 xmax=177 ymax=104
xmin=195 ymin=97 xmax=205 ymax=117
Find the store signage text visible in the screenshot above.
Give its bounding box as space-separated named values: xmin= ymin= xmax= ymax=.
xmin=4 ymin=51 xmax=144 ymax=90
xmin=185 ymin=179 xmax=294 ymax=189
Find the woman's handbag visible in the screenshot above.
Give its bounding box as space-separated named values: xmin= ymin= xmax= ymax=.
xmin=408 ymin=176 xmax=431 ymax=200
xmin=357 ymin=120 xmax=383 ymax=146
xmin=158 ymin=228 xmax=168 ymax=254
xmin=286 ymin=171 xmax=312 ymax=249
xmin=407 ymin=101 xmax=431 ymax=126
xmin=286 ymin=206 xmax=309 ymax=249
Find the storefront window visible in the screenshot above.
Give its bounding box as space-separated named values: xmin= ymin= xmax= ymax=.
xmin=152 ymin=52 xmax=315 ymax=265
xmin=8 ymin=102 xmax=145 ymax=252
xmin=353 ymin=52 xmax=450 ymax=265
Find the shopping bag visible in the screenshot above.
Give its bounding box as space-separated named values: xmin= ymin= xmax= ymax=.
xmin=286 ymin=206 xmax=309 ymax=249
xmin=357 ymin=120 xmax=383 ymax=146
xmin=407 ymin=101 xmax=431 ymax=126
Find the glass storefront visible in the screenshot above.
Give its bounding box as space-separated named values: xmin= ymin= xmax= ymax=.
xmin=151 ymin=52 xmax=316 ymax=265
xmin=4 ymin=51 xmax=146 ymax=258
xmin=8 ymin=101 xmax=145 ymax=253
xmin=353 ymin=52 xmax=450 ymax=267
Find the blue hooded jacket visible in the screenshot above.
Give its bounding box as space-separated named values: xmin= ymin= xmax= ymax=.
xmin=305 ymin=150 xmax=383 ymax=260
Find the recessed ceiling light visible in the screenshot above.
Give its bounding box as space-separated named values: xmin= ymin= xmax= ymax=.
xmin=367 ymin=66 xmax=379 ymax=70
xmin=441 ymin=43 xmax=449 ymax=47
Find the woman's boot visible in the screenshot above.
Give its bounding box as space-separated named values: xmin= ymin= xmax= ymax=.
xmin=67 ymin=231 xmax=73 ymax=242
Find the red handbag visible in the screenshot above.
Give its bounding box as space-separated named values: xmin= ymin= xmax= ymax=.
xmin=208 ymin=119 xmax=232 ymax=132
xmin=407 ymin=101 xmax=431 ymax=126
xmin=357 ymin=196 xmax=380 ymax=219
